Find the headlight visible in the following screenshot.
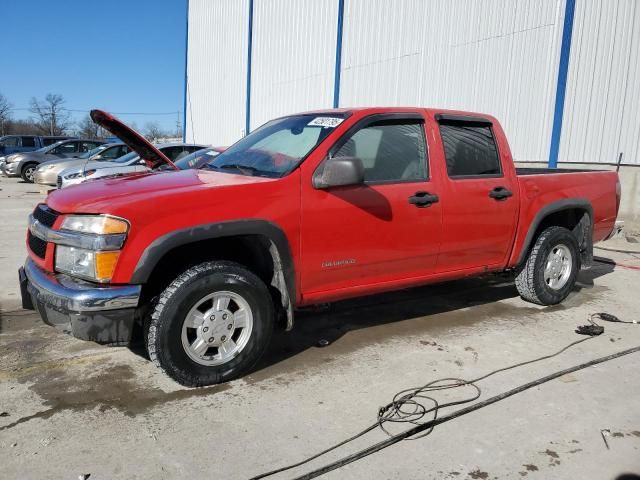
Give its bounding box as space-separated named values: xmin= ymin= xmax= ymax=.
xmin=55 ymin=245 xmax=120 ymax=283
xmin=43 ymin=164 xmax=56 ymax=170
xmin=54 ymin=214 xmax=129 ymax=282
xmin=65 ymin=169 xmax=96 ymax=179
xmin=61 ymin=215 xmax=129 ymax=234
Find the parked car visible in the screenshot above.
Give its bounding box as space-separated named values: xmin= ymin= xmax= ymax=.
xmin=20 ymin=108 xmax=620 ymax=386
xmin=1 ymin=138 xmax=105 ymax=182
xmin=0 ymin=135 xmax=74 ymax=156
xmin=34 ymin=143 xmax=131 ymax=186
xmin=58 ymin=142 xmax=207 ymax=188
xmin=172 ymin=146 xmax=226 ymax=170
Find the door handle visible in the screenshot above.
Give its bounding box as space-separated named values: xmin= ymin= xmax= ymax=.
xmin=408 ymin=191 xmax=439 ymax=208
xmin=489 ymin=186 xmax=513 ymax=201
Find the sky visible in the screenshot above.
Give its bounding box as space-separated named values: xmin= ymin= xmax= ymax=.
xmin=2 ymin=0 xmax=187 ymax=133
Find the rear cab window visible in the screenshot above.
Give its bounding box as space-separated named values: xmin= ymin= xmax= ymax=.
xmin=436 ymin=114 xmax=501 ymax=178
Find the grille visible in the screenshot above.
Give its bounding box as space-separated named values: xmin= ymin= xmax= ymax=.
xmin=33 ymin=204 xmax=59 ymax=227
xmin=28 ymin=231 xmax=47 ymax=259
xmin=56 ymin=176 xmax=62 ymax=189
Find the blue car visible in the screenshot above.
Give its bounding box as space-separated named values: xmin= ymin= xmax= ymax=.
xmin=0 ymin=135 xmax=74 ymax=156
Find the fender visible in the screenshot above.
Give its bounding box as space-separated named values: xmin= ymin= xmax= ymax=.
xmin=16 ymin=158 xmax=32 ymax=175
xmin=515 ymin=198 xmax=593 ymax=266
xmin=129 ymin=219 xmax=296 ymax=303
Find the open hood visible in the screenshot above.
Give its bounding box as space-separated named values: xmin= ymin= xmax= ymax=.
xmin=89 ymin=109 xmax=177 ymax=170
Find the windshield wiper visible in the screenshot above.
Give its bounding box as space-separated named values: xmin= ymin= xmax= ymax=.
xmin=207 ymin=163 xmax=260 ymax=175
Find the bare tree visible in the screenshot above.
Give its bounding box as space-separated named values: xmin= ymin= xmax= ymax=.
xmin=4 ymin=119 xmax=41 ymax=135
xmin=29 ymin=94 xmax=72 ymax=135
xmin=76 ymin=114 xmax=99 ymax=139
xmin=143 ymin=121 xmax=168 ymax=142
xmin=0 ymin=93 xmax=12 ymax=136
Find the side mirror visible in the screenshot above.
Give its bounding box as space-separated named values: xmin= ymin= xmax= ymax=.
xmin=313 ymin=156 xmax=365 ymax=189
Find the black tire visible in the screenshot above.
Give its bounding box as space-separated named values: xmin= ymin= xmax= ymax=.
xmin=147 ymin=261 xmax=274 ymax=386
xmin=21 ymin=163 xmax=37 ymax=183
xmin=515 ymin=226 xmax=580 ymax=305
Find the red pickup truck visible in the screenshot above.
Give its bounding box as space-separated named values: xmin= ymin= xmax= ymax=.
xmin=20 ymin=108 xmax=620 ymax=386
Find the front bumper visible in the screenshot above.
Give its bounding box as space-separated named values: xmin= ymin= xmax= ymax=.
xmin=2 ymin=161 xmax=19 ymax=176
xmin=20 ymin=257 xmax=141 ymax=345
xmin=33 ymin=169 xmax=56 ymax=186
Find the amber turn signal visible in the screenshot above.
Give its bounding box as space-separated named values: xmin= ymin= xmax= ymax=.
xmin=95 ymin=251 xmax=121 ymax=282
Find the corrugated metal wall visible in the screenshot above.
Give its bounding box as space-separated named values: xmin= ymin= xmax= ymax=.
xmin=559 ymin=0 xmax=640 ymax=164
xmin=185 ymin=0 xmax=248 ymax=146
xmin=249 ymin=0 xmax=338 ymax=130
xmin=185 ymin=0 xmax=640 ymax=165
xmin=339 ymin=0 xmax=565 ymax=163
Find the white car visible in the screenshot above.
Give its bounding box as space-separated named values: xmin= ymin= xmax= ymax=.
xmin=58 ymin=143 xmax=206 ymax=188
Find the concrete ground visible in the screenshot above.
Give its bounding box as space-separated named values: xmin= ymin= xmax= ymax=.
xmin=0 ymin=175 xmax=639 ymax=480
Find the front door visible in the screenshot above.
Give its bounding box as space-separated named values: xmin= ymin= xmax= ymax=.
xmin=434 ymin=117 xmax=519 ymax=272
xmin=300 ymin=114 xmax=442 ymax=297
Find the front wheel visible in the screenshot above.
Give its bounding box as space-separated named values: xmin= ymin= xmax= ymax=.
xmin=147 ymin=261 xmax=274 ymax=386
xmin=515 ymin=226 xmax=580 ymax=305
xmin=21 ymin=163 xmax=37 ymax=183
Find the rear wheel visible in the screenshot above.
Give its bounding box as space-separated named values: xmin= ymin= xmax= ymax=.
xmin=147 ymin=261 xmax=274 ymax=386
xmin=515 ymin=226 xmax=580 ymax=305
xmin=21 ymin=163 xmax=37 ymax=183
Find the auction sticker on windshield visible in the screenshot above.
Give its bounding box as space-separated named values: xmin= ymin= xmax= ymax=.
xmin=307 ymin=117 xmax=344 ymax=128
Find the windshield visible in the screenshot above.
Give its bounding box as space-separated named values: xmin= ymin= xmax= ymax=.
xmin=37 ymin=140 xmax=65 ymax=153
xmin=79 ymin=145 xmax=107 ymax=159
xmin=205 ymin=114 xmax=347 ymax=177
xmin=112 ymin=151 xmax=140 ymax=164
xmin=174 ymin=147 xmax=219 ymax=170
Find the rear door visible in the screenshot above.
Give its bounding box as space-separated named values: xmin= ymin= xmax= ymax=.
xmin=300 ymin=113 xmax=443 ymax=295
xmin=434 ymin=115 xmax=518 ymax=272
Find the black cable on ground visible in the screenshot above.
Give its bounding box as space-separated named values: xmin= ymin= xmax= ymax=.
xmin=594 ymin=256 xmax=640 ymax=271
xmin=292 ymin=345 xmax=640 ymax=480
xmin=249 ymin=335 xmax=600 ymax=480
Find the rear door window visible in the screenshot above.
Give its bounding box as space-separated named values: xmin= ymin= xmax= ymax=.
xmin=21 ymin=137 xmax=36 ymax=147
xmin=80 ymin=141 xmax=99 ymax=152
xmin=439 ymin=122 xmax=500 ymax=177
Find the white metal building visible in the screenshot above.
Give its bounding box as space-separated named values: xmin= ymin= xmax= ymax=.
xmin=184 ymin=0 xmax=640 ymax=171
